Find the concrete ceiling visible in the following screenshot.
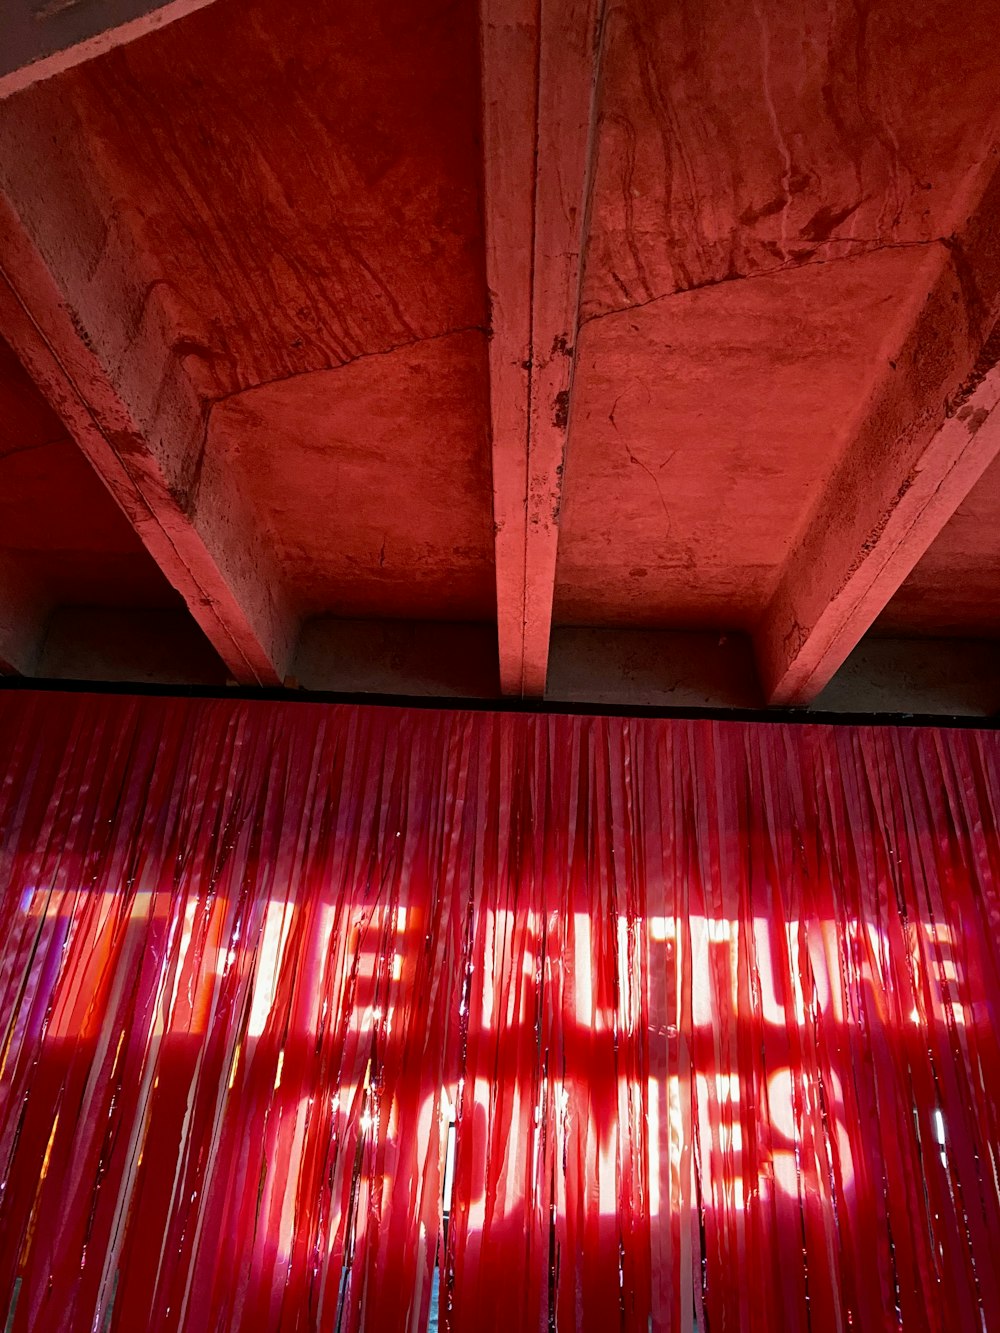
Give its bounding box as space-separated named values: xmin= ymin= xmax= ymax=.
xmin=1 ymin=0 xmax=999 ymax=714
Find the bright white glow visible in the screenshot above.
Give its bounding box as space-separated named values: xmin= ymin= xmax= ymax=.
xmin=442 ymin=1121 xmax=456 ymax=1213
xmin=13 ymin=889 xmax=943 ymax=1239
xmin=596 ymin=1129 xmax=618 ymax=1217
xmin=573 ymin=913 xmax=593 ymax=1026
xmin=713 ymin=1073 xmax=740 ymax=1102
xmin=772 ymin=1150 xmax=799 ymax=1196
xmin=691 ymin=917 xmax=713 ymax=1028
xmin=925 ymin=923 xmax=954 ymax=944
xmin=129 ymin=890 xmax=153 ymax=921
xmin=706 ymin=918 xmax=732 ymax=943
xmin=649 ymin=916 xmax=675 ymax=942
xmin=767 ymin=1067 xmax=801 ymax=1142
xmin=933 ymin=1109 xmax=946 ymax=1146
xmin=647 ymin=1076 xmax=661 ymax=1216
xmin=248 ymin=900 xmax=294 ymax=1037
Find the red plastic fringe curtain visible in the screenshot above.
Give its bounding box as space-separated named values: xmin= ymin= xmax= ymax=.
xmin=1 ymin=694 xmax=1000 ymax=1332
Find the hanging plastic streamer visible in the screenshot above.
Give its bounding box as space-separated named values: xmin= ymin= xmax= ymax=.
xmin=1 ymin=693 xmax=1000 ymax=1332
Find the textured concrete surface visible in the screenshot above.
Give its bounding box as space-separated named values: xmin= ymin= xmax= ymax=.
xmin=0 ymin=0 xmax=999 ymax=707
xmin=810 ymin=638 xmax=1000 ymax=716
xmin=546 ymin=629 xmax=762 ymax=709
xmin=293 ymin=620 xmax=500 ymax=698
xmin=38 ymin=610 xmax=228 ymax=685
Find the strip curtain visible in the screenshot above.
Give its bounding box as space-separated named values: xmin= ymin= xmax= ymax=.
xmin=1 ymin=693 xmax=999 ymax=1332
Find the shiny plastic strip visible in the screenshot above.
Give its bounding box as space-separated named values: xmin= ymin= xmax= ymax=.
xmin=1 ymin=694 xmax=999 ymax=1331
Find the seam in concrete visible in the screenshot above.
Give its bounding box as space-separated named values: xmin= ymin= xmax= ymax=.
xmin=578 ymin=236 xmax=943 ymax=329
xmin=209 ymin=323 xmax=491 ymax=408
xmin=0 ymin=436 xmax=63 ymax=465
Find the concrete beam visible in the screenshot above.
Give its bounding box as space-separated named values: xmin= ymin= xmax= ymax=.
xmin=482 ymin=0 xmax=605 ymax=696
xmin=0 ymin=0 xmax=217 ymax=100
xmin=0 ymin=183 xmax=296 ymax=685
xmin=756 ymin=148 xmax=1000 ymax=706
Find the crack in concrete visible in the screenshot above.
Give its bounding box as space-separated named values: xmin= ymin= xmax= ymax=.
xmin=0 ymin=438 xmax=63 ymax=466
xmin=210 ymin=323 xmax=490 ymax=407
xmin=578 ymin=237 xmax=942 ymax=330
xmin=609 ymin=389 xmax=671 ymax=525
